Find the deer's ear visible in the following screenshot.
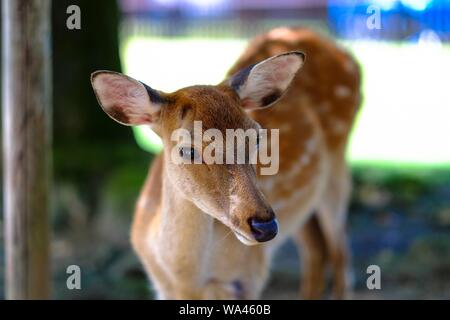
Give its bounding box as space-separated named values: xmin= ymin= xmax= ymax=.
xmin=229 ymin=51 xmax=305 ymax=110
xmin=91 ymin=71 xmax=166 ymax=126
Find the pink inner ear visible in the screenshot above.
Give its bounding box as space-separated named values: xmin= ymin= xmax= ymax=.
xmin=272 ymin=58 xmax=294 ymax=81
xmin=261 ymin=55 xmax=301 ymax=85
xmin=94 ymin=73 xmax=156 ymax=125
xmin=237 ymin=53 xmax=303 ymax=111
xmin=109 ymin=105 xmax=131 ymax=123
xmin=100 ymin=77 xmax=145 ymax=105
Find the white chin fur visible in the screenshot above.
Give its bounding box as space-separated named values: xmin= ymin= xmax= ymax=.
xmin=233 ymin=231 xmax=259 ymax=246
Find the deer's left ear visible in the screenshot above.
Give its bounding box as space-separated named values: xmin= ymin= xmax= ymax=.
xmin=91 ymin=71 xmax=166 ymax=126
xmin=228 ymin=51 xmax=305 ymax=110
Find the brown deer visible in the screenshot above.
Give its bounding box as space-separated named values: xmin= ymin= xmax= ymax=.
xmin=91 ymin=27 xmax=361 ymax=299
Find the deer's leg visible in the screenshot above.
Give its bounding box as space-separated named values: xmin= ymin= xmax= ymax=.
xmin=132 ymin=236 xmax=175 ymax=299
xmin=317 ymin=214 xmax=351 ymax=299
xmin=295 ymin=214 xmax=328 ymax=299
xmin=316 ymin=161 xmax=352 ymax=299
xmin=131 ymin=212 xmax=176 ymax=299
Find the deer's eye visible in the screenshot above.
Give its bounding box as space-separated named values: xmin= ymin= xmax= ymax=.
xmin=179 ymin=147 xmax=200 ymax=161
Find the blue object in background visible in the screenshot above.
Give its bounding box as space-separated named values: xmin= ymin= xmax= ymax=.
xmin=328 ymin=0 xmax=450 ymax=41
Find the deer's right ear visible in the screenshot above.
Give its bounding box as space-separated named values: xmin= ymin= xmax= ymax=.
xmin=91 ymin=71 xmax=166 ymax=126
xmin=228 ymin=52 xmax=304 ymax=110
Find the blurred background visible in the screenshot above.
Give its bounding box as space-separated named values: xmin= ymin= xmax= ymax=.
xmin=1 ymin=0 xmax=450 ymax=299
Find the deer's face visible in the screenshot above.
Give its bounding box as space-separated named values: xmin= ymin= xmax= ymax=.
xmin=91 ymin=52 xmax=304 ymax=245
xmin=160 ymin=85 xmax=275 ymax=245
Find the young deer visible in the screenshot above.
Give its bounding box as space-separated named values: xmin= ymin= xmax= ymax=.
xmin=91 ymin=27 xmax=361 ymax=299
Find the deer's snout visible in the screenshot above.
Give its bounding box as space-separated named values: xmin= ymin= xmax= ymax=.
xmin=248 ymin=209 xmax=278 ymax=242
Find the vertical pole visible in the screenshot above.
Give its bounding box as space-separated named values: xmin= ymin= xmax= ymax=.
xmin=2 ymin=0 xmax=52 ymax=299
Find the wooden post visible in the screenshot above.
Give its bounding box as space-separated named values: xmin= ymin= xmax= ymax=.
xmin=2 ymin=0 xmax=52 ymax=299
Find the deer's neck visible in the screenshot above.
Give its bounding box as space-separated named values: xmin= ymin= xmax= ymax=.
xmin=158 ymin=170 xmax=214 ymax=275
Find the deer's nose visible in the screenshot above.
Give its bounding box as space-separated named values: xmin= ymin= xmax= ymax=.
xmin=249 ymin=215 xmax=278 ymax=242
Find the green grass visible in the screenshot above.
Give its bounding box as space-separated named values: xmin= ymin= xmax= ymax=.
xmin=121 ymin=36 xmax=450 ymax=168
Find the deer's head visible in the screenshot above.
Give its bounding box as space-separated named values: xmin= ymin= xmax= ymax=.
xmin=91 ymin=52 xmax=304 ymax=245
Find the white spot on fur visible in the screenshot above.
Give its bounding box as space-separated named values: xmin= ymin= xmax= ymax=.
xmin=267 ymin=27 xmax=298 ymax=43
xmin=305 ymin=137 xmax=317 ymax=153
xmin=335 ymin=85 xmax=351 ymax=98
xmin=273 ymin=136 xmax=317 ymax=182
xmin=301 ymin=154 xmax=310 ymax=166
xmin=344 ymin=60 xmax=357 ymax=73
xmin=332 ymin=118 xmax=347 ymax=134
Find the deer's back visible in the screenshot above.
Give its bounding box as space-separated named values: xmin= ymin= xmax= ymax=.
xmin=228 ymin=27 xmax=361 ymax=150
xmin=227 ymin=27 xmax=361 ymax=231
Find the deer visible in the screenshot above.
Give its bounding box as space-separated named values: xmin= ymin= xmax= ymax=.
xmin=91 ymin=27 xmax=361 ymax=300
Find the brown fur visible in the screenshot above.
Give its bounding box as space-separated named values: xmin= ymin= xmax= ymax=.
xmin=131 ymin=27 xmax=361 ymax=299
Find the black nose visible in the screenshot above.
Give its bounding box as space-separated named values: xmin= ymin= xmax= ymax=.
xmin=249 ymin=217 xmax=278 ymax=242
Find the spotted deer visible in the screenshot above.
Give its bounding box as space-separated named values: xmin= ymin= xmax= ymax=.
xmin=91 ymin=27 xmax=361 ymax=299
